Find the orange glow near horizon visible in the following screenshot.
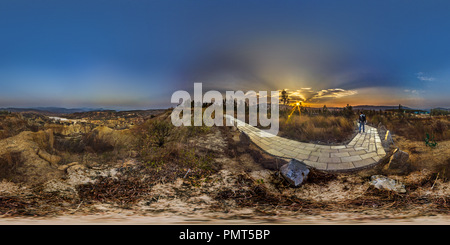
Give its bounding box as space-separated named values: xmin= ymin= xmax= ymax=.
xmin=278 ymin=86 xmax=423 ymax=108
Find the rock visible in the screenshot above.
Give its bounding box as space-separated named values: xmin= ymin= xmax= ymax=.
xmin=129 ymin=150 xmax=139 ymax=158
xmin=37 ymin=149 xmax=62 ymax=166
xmin=280 ymin=159 xmax=310 ymax=187
xmin=385 ymin=149 xmax=410 ymax=174
xmin=58 ymin=162 xmax=79 ymax=171
xmin=58 ymin=165 xmax=69 ymax=171
xmin=42 ymin=179 xmax=77 ymax=197
xmin=239 ymin=132 xmax=251 ymax=146
xmin=369 ymin=175 xmax=406 ymax=193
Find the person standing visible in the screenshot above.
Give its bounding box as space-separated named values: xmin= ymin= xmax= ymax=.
xmin=359 ymin=112 xmax=366 ymax=133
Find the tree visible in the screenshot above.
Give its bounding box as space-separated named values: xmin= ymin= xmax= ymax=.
xmin=343 ymin=104 xmax=354 ymax=118
xmin=281 ymin=89 xmax=289 ymax=105
xmin=322 ymin=105 xmax=328 ymax=115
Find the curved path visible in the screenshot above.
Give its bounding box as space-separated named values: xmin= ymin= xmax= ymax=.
xmin=226 ymin=116 xmax=386 ymax=172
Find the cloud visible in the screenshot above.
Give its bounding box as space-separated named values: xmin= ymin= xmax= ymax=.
xmin=404 ymin=89 xmax=423 ymax=95
xmin=282 ymin=88 xmax=357 ymax=104
xmin=416 ymin=72 xmax=435 ymax=82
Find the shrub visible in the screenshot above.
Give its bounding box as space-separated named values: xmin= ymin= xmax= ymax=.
xmin=150 ymin=120 xmax=172 ymax=147
xmin=0 ymin=152 xmax=24 ymax=182
xmin=135 ymin=119 xmax=173 ymax=149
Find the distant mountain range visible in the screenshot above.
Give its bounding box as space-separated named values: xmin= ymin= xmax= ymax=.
xmin=352 ymin=105 xmax=449 ymax=112
xmin=352 ymin=105 xmax=413 ymax=110
xmin=1 ymin=105 xmax=449 ymax=115
xmin=0 ymin=107 xmax=107 ymax=115
xmin=307 ymin=105 xmax=449 ymax=112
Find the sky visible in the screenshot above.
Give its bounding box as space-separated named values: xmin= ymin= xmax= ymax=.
xmin=0 ymin=0 xmax=450 ymax=109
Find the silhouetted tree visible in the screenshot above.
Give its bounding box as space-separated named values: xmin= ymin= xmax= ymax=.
xmin=281 ymin=90 xmax=289 ymax=105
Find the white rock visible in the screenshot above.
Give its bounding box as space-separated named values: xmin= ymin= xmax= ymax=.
xmin=369 ymin=175 xmax=406 ymax=193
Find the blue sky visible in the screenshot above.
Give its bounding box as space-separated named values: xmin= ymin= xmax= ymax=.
xmin=0 ymin=0 xmax=449 ymax=109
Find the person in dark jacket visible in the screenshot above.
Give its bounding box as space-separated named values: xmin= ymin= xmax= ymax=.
xmin=359 ymin=112 xmax=366 ymax=133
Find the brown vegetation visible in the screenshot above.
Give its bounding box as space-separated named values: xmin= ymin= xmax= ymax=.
xmin=369 ymin=114 xmax=450 ymax=141
xmin=278 ymin=114 xmax=356 ymax=144
xmin=1 ymin=109 xmax=450 ymax=223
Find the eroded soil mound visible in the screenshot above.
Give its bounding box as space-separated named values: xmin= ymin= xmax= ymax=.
xmin=0 ymin=130 xmax=62 ymax=185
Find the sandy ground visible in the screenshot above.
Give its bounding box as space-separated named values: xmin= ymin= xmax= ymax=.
xmin=1 ymin=213 xmax=450 ymax=225
xmin=1 ymin=126 xmax=449 ymax=225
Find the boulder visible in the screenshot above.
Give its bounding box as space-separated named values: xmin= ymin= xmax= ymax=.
xmin=280 ymin=159 xmax=310 ymax=187
xmin=369 ymin=175 xmax=406 ymax=193
xmin=385 ymin=149 xmax=410 ymax=174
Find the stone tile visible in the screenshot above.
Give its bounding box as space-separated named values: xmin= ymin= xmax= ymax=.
xmin=325 ymin=163 xmax=339 ymax=171
xmin=354 ymin=147 xmax=366 ymax=151
xmin=352 ymin=158 xmax=376 ymax=168
xmin=328 ymin=162 xmax=355 ymax=170
xmin=304 ymin=160 xmax=327 ymax=170
xmin=231 ymin=116 xmax=383 ymax=172
xmin=330 ymin=145 xmax=347 ymax=149
xmin=330 ymin=152 xmax=350 ymax=158
xmin=314 ymin=145 xmax=332 ymax=149
xmin=377 ymin=148 xmax=386 ymax=156
xmin=307 ymin=155 xmax=319 ymax=162
xmin=319 ymin=149 xmax=339 ymax=153
xmin=340 ymin=155 xmax=362 ymax=163
xmin=293 ymin=148 xmax=312 ymax=155
xmin=267 ymin=149 xmax=283 ymax=157
xmin=260 ymin=137 xmax=270 ymax=143
xmin=285 ymin=140 xmax=298 ymax=146
xmin=348 ymin=150 xmax=367 ymax=156
xmin=272 ymin=146 xmax=284 ymax=152
xmin=360 ymin=152 xmax=378 ymax=159
xmin=310 ymin=151 xmax=330 ymax=158
xmin=290 ymin=143 xmax=306 ymax=149
xmin=303 ymin=146 xmax=317 ymax=151
xmin=283 ymin=144 xmax=297 ymax=151
xmin=340 ymin=162 xmax=356 ymax=169
xmin=318 ymin=157 xmax=341 ymax=163
xmin=280 ymin=148 xmax=296 ymax=158
xmin=294 ymin=153 xmax=310 ymax=161
xmin=338 ymin=148 xmax=357 ymax=152
xmin=258 ymin=144 xmax=271 ymax=152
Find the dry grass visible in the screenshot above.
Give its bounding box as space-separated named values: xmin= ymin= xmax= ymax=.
xmin=131 ymin=114 xmax=220 ymax=185
xmin=76 ymin=176 xmax=153 ymax=206
xmin=370 ymin=114 xmax=450 ymax=141
xmin=278 ymin=115 xmax=355 ymax=144
xmin=0 ymin=151 xmax=24 ymax=183
xmin=0 ymin=114 xmax=39 ymax=140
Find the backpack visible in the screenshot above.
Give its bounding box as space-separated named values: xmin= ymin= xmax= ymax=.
xmin=360 ymin=114 xmax=366 ymax=122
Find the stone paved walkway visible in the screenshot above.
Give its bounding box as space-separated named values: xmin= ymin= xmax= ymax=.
xmin=226 ymin=116 xmax=386 ymax=171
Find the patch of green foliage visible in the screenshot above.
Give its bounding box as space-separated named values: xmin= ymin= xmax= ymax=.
xmin=425 ymin=133 xmax=438 ymax=148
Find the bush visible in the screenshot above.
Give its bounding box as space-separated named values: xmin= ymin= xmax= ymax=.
xmin=0 ymin=152 xmax=24 ymax=182
xmin=135 ymin=119 xmax=173 ymax=149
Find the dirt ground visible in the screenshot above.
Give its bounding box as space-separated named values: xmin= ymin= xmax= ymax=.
xmin=1 ymin=124 xmax=449 ymax=224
